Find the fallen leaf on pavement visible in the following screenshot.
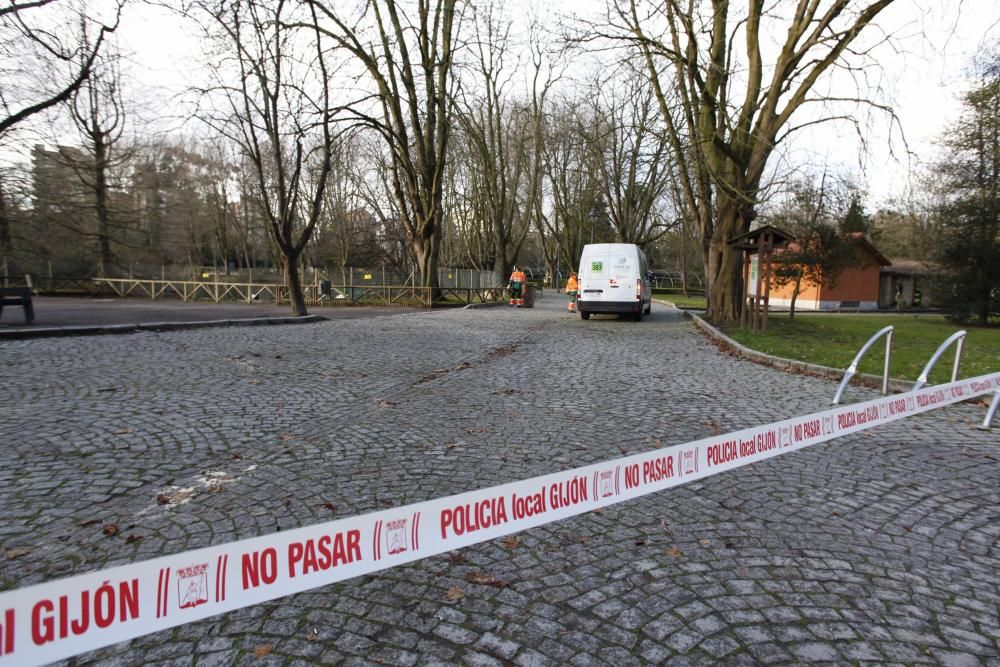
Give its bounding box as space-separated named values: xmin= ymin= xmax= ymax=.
xmin=666 ymin=547 xmax=683 ymax=558
xmin=323 ymin=503 xmax=336 ymax=512
xmin=125 ymin=535 xmax=143 ymax=544
xmin=377 ymin=399 xmax=398 ymax=408
xmin=445 ymin=587 xmax=465 ymax=602
xmin=699 ymin=539 xmax=711 ymax=547
xmin=501 ymin=536 xmax=520 ymax=549
xmin=78 ymin=519 xmax=101 ymax=527
xmin=448 ymin=553 xmax=467 ymax=565
xmin=464 ymin=572 xmax=508 ymax=588
xmin=4 ymin=547 xmax=31 ymax=560
xmin=254 ymin=644 xmax=273 ymax=658
xmin=113 ymin=428 xmax=132 ymax=435
xmin=103 ymin=524 xmax=119 ymax=537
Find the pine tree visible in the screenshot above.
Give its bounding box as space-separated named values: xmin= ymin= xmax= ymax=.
xmin=932 ymin=52 xmax=1000 ymax=325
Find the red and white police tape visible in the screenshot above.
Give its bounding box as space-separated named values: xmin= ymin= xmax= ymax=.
xmin=1 ymin=372 xmax=998 ymax=665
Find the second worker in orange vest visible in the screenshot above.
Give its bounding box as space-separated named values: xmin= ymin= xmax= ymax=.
xmin=565 ymin=272 xmax=579 ymax=312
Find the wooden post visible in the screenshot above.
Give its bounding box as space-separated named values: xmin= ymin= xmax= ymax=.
xmin=741 ymin=253 xmax=751 ymax=329
xmin=752 ymin=244 xmax=761 ymax=332
xmin=761 ymin=232 xmax=772 ymax=332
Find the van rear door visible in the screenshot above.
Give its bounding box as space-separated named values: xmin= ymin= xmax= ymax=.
xmin=581 ymin=248 xmax=638 ymax=303
xmin=581 ymin=250 xmax=611 ymax=297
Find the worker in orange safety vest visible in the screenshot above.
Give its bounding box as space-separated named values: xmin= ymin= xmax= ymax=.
xmin=564 ymin=271 xmax=579 ymax=312
xmin=508 ymin=266 xmax=526 ymax=306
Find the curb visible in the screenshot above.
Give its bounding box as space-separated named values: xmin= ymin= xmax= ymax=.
xmin=0 ymin=314 xmax=327 ymax=341
xmin=680 ymin=308 xmax=919 ymax=394
xmin=463 ymin=301 xmax=507 ymax=309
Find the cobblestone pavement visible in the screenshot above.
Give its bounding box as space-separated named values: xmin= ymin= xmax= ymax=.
xmin=1 ymin=294 xmax=999 ymax=666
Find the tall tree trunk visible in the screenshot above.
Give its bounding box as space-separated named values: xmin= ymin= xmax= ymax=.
xmin=0 ymin=181 xmax=12 ymax=254
xmin=94 ymin=136 xmax=113 ymax=277
xmin=287 ymin=252 xmax=307 ymax=316
xmin=790 ymin=272 xmax=803 ymax=320
xmin=414 ymin=228 xmax=441 ymax=295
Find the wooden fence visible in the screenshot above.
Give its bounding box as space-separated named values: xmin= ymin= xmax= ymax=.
xmin=92 ymin=278 xmax=505 ymax=308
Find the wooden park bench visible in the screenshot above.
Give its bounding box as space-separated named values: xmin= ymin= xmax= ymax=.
xmin=0 ymin=287 xmax=34 ymax=324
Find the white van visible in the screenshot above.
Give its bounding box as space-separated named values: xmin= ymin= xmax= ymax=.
xmin=576 ymin=243 xmax=652 ymax=321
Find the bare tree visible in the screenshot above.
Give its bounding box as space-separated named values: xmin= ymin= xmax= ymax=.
xmin=0 ymin=1 xmax=122 ymax=137
xmin=455 ymin=4 xmax=533 ymax=282
xmin=68 ymin=44 xmax=128 ymax=276
xmin=445 ymin=134 xmax=492 ymax=269
xmin=524 ymin=25 xmax=562 ymax=286
xmin=193 ymin=0 xmax=338 ymax=315
xmin=305 ymin=0 xmax=459 ymax=291
xmin=542 ymin=97 xmax=604 ymax=273
xmin=599 ymin=0 xmax=899 ymax=322
xmin=583 ymin=67 xmax=678 ymax=245
xmin=764 ymin=172 xmax=856 ymax=318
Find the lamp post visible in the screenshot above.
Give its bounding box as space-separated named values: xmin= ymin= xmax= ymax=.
xmin=588 ymin=206 xmax=599 ymax=244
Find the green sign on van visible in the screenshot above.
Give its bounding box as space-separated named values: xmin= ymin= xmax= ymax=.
xmin=591 ymin=261 xmax=603 ymax=272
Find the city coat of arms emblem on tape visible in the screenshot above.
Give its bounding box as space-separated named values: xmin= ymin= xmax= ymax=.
xmin=177 ymin=563 xmax=209 ymax=609
xmin=385 ymin=518 xmax=408 ymax=555
xmin=681 ymin=449 xmax=699 ymax=475
xmin=599 ymin=471 xmax=614 ymax=498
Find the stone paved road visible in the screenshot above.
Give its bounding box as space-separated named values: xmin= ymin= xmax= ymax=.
xmin=1 ymin=294 xmax=999 ymax=665
xmin=0 ymin=296 xmax=422 ymax=329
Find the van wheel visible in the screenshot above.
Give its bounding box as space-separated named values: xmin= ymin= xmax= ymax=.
xmin=580 ymin=311 xmax=590 ymax=320
xmin=633 ymin=310 xmax=643 ymax=322
xmin=644 ymin=302 xmax=652 ymax=315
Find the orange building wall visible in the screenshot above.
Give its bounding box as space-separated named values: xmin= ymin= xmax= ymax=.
xmin=819 ymin=263 xmax=881 ymax=302
xmin=769 ymin=278 xmax=819 ymax=302
xmin=767 ymin=257 xmax=881 ymax=306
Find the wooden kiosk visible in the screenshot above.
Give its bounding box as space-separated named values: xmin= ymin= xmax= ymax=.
xmin=729 ymin=225 xmax=791 ymax=331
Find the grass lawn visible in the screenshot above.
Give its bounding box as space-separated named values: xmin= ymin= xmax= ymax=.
xmin=718 ymin=312 xmax=1000 ymax=384
xmin=653 ymin=291 xmax=707 ymax=310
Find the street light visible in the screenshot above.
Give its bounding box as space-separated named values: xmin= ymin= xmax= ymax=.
xmin=588 ymin=206 xmax=599 ymax=244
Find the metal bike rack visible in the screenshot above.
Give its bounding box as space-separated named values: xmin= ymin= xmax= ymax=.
xmin=911 ymin=330 xmax=967 ymax=392
xmin=832 ymin=325 xmax=894 ymax=405
xmin=981 ymin=391 xmax=1000 ymax=430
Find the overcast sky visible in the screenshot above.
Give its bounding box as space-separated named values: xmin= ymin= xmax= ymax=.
xmin=100 ymin=1 xmax=1000 ymax=209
